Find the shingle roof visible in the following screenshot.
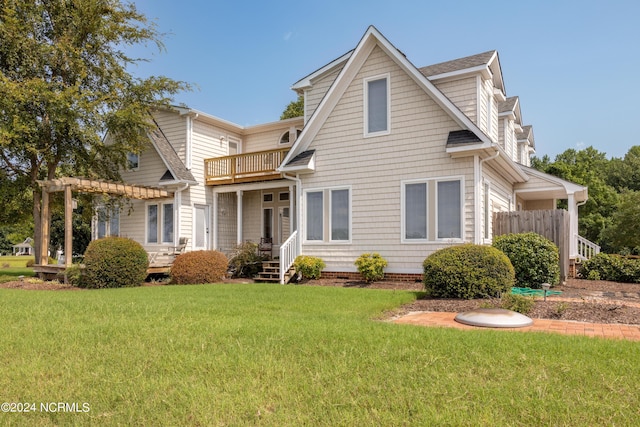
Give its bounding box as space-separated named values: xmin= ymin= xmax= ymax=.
xmin=516 ymin=125 xmax=535 ymax=149
xmin=446 ymin=130 xmax=483 ymax=146
xmin=499 ymin=96 xmax=519 ymax=114
xmin=419 ymin=50 xmax=496 ymax=77
xmin=284 ymin=149 xmax=315 ymax=168
xmin=147 ymin=124 xmax=197 ymax=184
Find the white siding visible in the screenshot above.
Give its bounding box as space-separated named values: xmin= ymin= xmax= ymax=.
xmin=300 ymin=45 xmax=477 ymax=273
xmin=305 ymin=67 xmax=342 ymax=123
xmin=432 ymin=76 xmax=478 ymax=124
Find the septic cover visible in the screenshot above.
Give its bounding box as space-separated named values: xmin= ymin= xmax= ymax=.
xmin=454 ymin=308 xmax=533 ymax=328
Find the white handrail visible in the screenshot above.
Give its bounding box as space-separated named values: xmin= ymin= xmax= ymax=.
xmin=576 ymin=234 xmax=600 ymax=260
xmin=279 ymin=230 xmax=299 ymax=284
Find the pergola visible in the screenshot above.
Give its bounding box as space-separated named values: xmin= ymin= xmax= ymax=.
xmin=36 ymin=177 xmax=173 ymax=271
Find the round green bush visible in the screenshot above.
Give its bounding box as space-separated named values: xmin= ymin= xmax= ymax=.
xmin=82 ymin=237 xmax=148 ymax=288
xmin=354 ymin=253 xmax=388 ymax=282
xmin=493 ymin=233 xmax=560 ymax=288
xmin=170 ymin=250 xmax=228 ymax=284
xmin=579 ymin=253 xmax=640 ymax=283
xmin=423 ymin=244 xmax=515 ymax=299
xmin=293 ymin=255 xmax=325 ymax=280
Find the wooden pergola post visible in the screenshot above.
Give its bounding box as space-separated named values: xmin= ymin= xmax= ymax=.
xmin=64 ymin=184 xmax=73 ymax=267
xmin=40 ymin=189 xmax=50 ymax=265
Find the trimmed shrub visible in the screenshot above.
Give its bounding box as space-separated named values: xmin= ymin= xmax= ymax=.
xmin=354 ymin=253 xmax=388 ymax=282
xmin=227 ymin=242 xmax=268 ymax=278
xmin=493 ymin=233 xmax=560 ymax=288
xmin=293 ymin=255 xmax=325 ymax=280
xmin=170 ymin=250 xmax=228 ymax=284
xmin=579 ymin=253 xmax=640 ymax=283
xmin=501 ymin=293 xmax=535 ymax=315
xmin=82 ymin=237 xmax=148 ymax=289
xmin=423 ymin=244 xmax=515 ymax=299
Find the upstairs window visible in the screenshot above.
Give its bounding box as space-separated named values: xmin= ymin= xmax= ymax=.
xmin=364 ymin=75 xmax=390 ymax=136
xmin=127 ymin=152 xmax=139 ymax=170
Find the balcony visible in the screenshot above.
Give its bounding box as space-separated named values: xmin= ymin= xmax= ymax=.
xmin=205 ymin=148 xmax=289 ymax=185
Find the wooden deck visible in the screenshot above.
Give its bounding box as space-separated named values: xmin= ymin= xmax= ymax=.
xmin=205 ymin=148 xmax=289 ymax=185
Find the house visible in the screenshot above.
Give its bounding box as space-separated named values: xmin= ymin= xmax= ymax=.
xmin=102 ymin=26 xmax=596 ymax=282
xmin=12 ymin=237 xmax=33 ymax=256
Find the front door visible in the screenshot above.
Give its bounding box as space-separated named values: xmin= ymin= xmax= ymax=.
xmin=194 ymin=205 xmax=209 ymax=250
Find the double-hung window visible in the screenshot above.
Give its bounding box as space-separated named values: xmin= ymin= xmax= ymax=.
xmin=147 ymin=202 xmax=174 ymax=244
xmin=402 ymin=178 xmax=463 ymax=242
xmin=96 ymin=206 xmax=120 ymax=238
xmin=305 ymin=187 xmax=351 ymax=243
xmin=364 ymin=74 xmax=390 ymax=136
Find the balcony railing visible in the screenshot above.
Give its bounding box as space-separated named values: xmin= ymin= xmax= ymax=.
xmin=205 ymin=148 xmax=289 ymax=185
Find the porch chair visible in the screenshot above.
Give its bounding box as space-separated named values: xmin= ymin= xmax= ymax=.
xmin=258 ymin=237 xmax=273 ymax=258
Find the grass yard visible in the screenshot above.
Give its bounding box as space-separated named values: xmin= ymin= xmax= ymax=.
xmin=0 ymin=284 xmax=638 ymax=426
xmin=0 ymin=256 xmax=35 ymax=282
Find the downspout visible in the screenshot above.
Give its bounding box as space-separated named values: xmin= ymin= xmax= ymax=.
xmin=476 ymin=147 xmax=500 ymax=244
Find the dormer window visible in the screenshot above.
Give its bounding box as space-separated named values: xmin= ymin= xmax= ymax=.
xmin=364 ymin=74 xmax=390 ymax=136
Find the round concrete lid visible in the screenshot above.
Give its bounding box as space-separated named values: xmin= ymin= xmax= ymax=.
xmin=454 ymin=308 xmax=533 ymax=328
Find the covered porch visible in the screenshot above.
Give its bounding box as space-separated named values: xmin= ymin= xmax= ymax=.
xmin=211 ymin=179 xmax=300 ymax=283
xmin=513 ymin=167 xmax=600 ymax=278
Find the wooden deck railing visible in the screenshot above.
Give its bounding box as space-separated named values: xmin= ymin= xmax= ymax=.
xmin=205 ymin=148 xmax=289 ymax=185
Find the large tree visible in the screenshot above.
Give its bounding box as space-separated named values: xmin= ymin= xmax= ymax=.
xmin=0 ymin=0 xmax=189 ymax=262
xmin=531 ymin=146 xmax=618 ymax=246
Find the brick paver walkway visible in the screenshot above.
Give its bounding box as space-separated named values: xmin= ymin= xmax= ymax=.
xmin=393 ymin=311 xmax=640 ymax=341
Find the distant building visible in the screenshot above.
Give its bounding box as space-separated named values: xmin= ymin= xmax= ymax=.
xmin=13 ymin=237 xmax=33 ymax=256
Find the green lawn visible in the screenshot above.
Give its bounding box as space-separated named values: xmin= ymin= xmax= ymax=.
xmin=0 ymin=256 xmax=35 ymax=282
xmin=0 ymin=284 xmax=638 ymax=426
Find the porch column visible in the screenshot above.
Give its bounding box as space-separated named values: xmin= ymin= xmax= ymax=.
xmin=288 ymin=184 xmax=295 ymax=234
xmin=236 ymin=190 xmax=243 ymax=245
xmin=568 ymin=193 xmax=577 ymax=258
xmin=212 ymin=192 xmax=218 ymax=251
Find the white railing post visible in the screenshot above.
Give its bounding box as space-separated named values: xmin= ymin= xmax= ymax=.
xmin=575 ymin=234 xmax=601 ymax=260
xmin=279 ymin=230 xmax=298 ymax=284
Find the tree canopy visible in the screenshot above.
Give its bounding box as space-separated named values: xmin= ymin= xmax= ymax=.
xmin=0 ymin=0 xmax=190 ymax=261
xmin=280 ymin=94 xmax=304 ymax=120
xmin=532 ymin=145 xmax=640 ymax=254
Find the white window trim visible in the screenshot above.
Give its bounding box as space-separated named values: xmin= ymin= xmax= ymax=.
xmin=435 ymin=178 xmax=464 ymax=241
xmin=401 ymin=176 xmax=465 ymax=244
xmin=303 ymin=189 xmax=324 ymax=244
xmin=363 ymin=73 xmax=390 ymax=138
xmin=145 ymin=201 xmax=175 ymax=246
xmin=303 ymin=186 xmax=352 ymax=244
xmin=401 ymin=179 xmax=428 ymax=244
xmin=126 ymin=152 xmax=140 ymax=171
xmin=483 ymin=180 xmax=491 ymax=242
xmin=329 ymin=186 xmax=352 ymax=244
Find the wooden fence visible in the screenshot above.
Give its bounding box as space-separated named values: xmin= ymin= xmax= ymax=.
xmin=493 ymin=209 xmax=570 ymax=282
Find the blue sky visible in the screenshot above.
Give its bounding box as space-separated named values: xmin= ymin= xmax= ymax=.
xmin=128 ymin=0 xmax=640 ymax=160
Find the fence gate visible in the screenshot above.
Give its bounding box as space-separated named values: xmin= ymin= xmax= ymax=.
xmin=493 ymin=209 xmax=570 ymax=282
